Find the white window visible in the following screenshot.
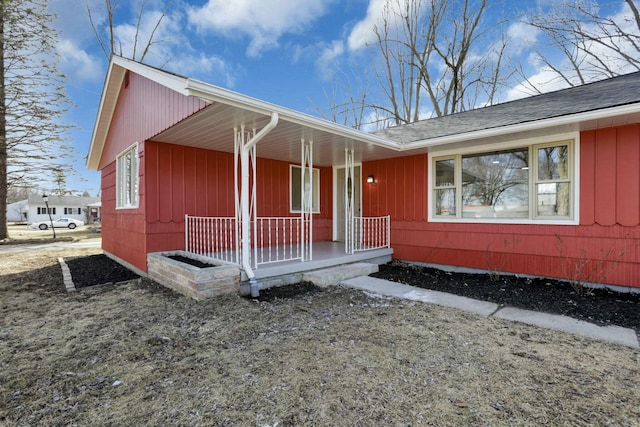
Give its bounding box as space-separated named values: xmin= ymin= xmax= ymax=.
xmin=290 ymin=165 xmax=320 ymax=213
xmin=116 ymin=143 xmax=139 ymax=209
xmin=38 ymin=207 xmax=55 ymax=215
xmin=64 ymin=207 xmax=81 ymax=215
xmin=431 ymin=139 xmax=575 ymax=223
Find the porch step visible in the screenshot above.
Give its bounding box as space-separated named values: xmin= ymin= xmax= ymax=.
xmin=302 ymin=263 xmax=379 ymax=287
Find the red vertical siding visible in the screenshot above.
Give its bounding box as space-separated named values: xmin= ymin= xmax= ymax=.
xmin=580 ymin=131 xmax=596 ymax=225
xmin=616 ymin=125 xmax=640 ymax=226
xmin=98 ymin=71 xmax=208 ymax=272
xmin=363 ymin=127 xmax=640 ymax=288
xmin=100 ymin=162 xmax=147 ymax=271
xmin=594 ymin=128 xmax=617 ymax=226
xmin=98 ymin=72 xmax=208 ymax=170
xmin=362 ymin=155 xmax=427 ymax=221
xmin=143 ymin=142 xmax=333 ymax=255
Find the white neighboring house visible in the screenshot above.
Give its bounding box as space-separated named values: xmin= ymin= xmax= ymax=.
xmin=26 ymin=195 xmax=101 ymax=225
xmin=6 ymin=199 xmax=28 ymax=222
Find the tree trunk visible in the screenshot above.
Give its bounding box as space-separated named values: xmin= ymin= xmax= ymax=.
xmin=0 ymin=2 xmax=8 ymax=239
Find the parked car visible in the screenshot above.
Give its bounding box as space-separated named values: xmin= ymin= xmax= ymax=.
xmin=30 ymin=218 xmax=85 ymax=230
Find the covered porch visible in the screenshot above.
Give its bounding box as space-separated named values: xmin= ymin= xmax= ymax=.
xmin=184 ymin=214 xmax=392 ymax=288
xmin=146 ymin=81 xmax=407 ymax=296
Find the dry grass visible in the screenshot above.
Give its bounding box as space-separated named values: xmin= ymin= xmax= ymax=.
xmin=1 ymin=248 xmax=639 ymax=426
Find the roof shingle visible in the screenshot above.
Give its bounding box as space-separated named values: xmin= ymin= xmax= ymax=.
xmin=374 ymin=71 xmax=640 ymax=143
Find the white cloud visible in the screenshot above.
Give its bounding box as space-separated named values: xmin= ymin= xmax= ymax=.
xmin=187 ymin=0 xmax=334 ymax=57
xmin=347 ymin=0 xmax=387 ymax=51
xmin=316 ymin=41 xmax=345 ymax=80
xmin=508 ymin=1 xmax=640 ymax=100
xmin=111 ymin=9 xmax=181 ymax=63
xmin=57 ymin=39 xmax=103 ymax=82
xmin=507 ymin=21 xmax=539 ymax=55
xmin=505 ymin=68 xmax=571 ymax=100
xmin=168 ymin=53 xmax=240 ymax=88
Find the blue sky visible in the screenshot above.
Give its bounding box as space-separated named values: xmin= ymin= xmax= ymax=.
xmin=47 ymin=0 xmax=638 ymax=196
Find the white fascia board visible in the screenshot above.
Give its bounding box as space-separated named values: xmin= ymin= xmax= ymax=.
xmin=113 ymin=56 xmax=190 ymax=96
xmin=86 ymin=60 xmax=123 ymax=170
xmin=184 ymin=78 xmax=401 ymax=150
xmin=401 ymin=103 xmax=640 ymax=150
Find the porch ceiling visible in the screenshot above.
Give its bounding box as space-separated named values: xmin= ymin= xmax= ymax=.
xmin=149 ymin=102 xmax=417 ymax=167
xmin=148 ymin=95 xmax=640 ymax=166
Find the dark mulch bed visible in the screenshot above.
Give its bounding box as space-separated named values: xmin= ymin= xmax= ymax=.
xmin=254 ymin=282 xmax=324 ymax=302
xmin=62 ymin=254 xmax=639 ymax=333
xmin=64 ymin=254 xmax=140 ymax=289
xmin=372 ymin=261 xmax=640 ymax=331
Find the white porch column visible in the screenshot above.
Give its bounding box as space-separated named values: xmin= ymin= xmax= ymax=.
xmin=233 ymin=113 xmax=279 ymax=297
xmin=345 ymin=148 xmax=355 ymax=254
xmin=301 ymin=138 xmax=313 ymax=261
xmin=234 ymin=126 xmax=256 ymax=270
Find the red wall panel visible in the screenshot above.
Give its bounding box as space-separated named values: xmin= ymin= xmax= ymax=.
xmin=594 ymin=128 xmax=617 ymax=226
xmin=616 ymin=125 xmax=640 ymax=226
xmin=143 ymin=142 xmax=333 ymax=257
xmin=98 ymin=72 xmax=208 ymax=170
xmin=363 ymin=127 xmax=640 ymax=288
xmin=580 ymin=131 xmax=596 ymax=225
xmin=98 ymin=71 xmax=209 ymax=271
xmin=145 ymin=142 xmax=235 ymax=223
xmin=362 ymin=155 xmax=428 ymax=221
xmin=100 ymin=162 xmax=147 ymax=272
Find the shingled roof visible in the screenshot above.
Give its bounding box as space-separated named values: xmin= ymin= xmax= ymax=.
xmin=375 ymin=71 xmax=640 ymax=144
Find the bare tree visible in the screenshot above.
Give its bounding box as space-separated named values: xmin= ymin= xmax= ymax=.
xmin=87 ymin=0 xmax=172 ymax=63
xmin=0 ymin=0 xmax=75 ymax=239
xmin=523 ymin=0 xmax=640 ymax=91
xmin=7 ymin=185 xmax=38 ymax=204
xmin=370 ymin=0 xmax=433 ymax=126
xmin=326 ymin=0 xmax=515 ymax=129
xmin=312 ymin=67 xmax=371 ymax=130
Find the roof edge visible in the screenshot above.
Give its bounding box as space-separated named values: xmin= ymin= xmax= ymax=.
xmin=400 ymin=102 xmax=640 ymax=149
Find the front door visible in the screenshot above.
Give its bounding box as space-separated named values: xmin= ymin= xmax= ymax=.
xmin=334 ymin=165 xmax=361 ymax=241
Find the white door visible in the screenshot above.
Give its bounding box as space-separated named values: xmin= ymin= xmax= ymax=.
xmin=334 ymin=165 xmax=361 ymax=241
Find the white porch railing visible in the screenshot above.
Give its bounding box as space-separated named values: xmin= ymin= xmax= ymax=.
xmin=352 ymin=215 xmax=391 ymax=252
xmin=185 ymin=214 xmax=390 ymax=266
xmin=254 ymin=217 xmax=305 ymax=266
xmin=185 ymin=216 xmax=239 ymax=264
xmin=185 ymin=215 xmax=308 ymax=267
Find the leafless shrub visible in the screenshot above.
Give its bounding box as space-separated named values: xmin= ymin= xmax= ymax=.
xmin=485 ymin=237 xmax=516 ymax=282
xmin=555 ymin=235 xmax=626 ymax=296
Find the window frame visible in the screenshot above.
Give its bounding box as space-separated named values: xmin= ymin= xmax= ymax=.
xmin=428 ymin=134 xmax=579 ymax=225
xmin=38 ymin=207 xmax=55 ymax=215
xmin=116 ymin=142 xmax=140 ymax=209
xmin=290 ymin=164 xmax=320 ymax=214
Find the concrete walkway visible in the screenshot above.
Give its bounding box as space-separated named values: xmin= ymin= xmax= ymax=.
xmin=342 ymin=275 xmax=640 ymax=349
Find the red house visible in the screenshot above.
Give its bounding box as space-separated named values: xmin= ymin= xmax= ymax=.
xmin=87 ymin=56 xmax=640 ymax=297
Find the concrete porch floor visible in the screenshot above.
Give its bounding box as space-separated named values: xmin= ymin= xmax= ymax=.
xmin=239 ymin=241 xmax=393 ymax=291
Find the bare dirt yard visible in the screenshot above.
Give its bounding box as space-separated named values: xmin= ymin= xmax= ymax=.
xmin=1 ymin=247 xmax=640 ymax=426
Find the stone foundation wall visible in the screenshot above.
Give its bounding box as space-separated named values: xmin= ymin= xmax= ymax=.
xmin=147 ymin=251 xmax=240 ymax=300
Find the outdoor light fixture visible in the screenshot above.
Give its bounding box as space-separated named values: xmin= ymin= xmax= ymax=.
xmin=367 ymin=175 xmax=375 ymax=184
xmin=42 ymin=194 xmax=56 ymax=239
